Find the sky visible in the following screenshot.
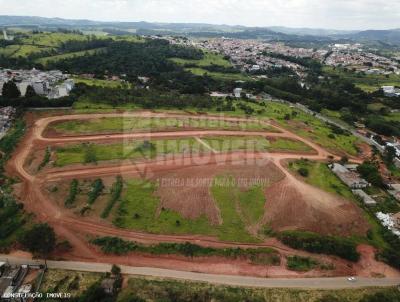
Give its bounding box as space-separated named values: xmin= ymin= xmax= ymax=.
xmin=0 ymin=0 xmax=399 ymax=30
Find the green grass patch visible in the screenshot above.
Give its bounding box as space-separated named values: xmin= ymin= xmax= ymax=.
xmin=54 ymin=138 xmax=201 ymax=166
xmin=171 ymin=52 xmax=232 ymax=67
xmin=286 ymin=255 xmax=319 ymax=272
xmin=64 ymin=179 xmax=79 ymax=207
xmin=288 ymin=159 xmax=388 ymax=248
xmin=113 ymin=179 xmax=214 ymax=236
xmin=113 ymin=175 xmax=271 ymax=242
xmin=91 ymin=236 xmax=280 ymax=265
xmin=210 ymin=175 xmax=261 ymax=242
xmin=72 ymin=76 xmax=131 ymax=89
xmin=118 ymin=277 xmax=400 ymax=302
xmin=51 ymin=116 xmax=276 ymax=135
xmin=288 ymin=159 xmax=355 ymax=200
xmin=278 ymin=230 xmax=360 ymax=262
xmin=101 ymin=176 xmax=123 ymax=218
xmin=185 ymin=67 xmax=250 ymax=81
xmin=323 ymin=66 xmax=400 ymax=93
xmin=36 ymin=48 xmax=106 ymax=65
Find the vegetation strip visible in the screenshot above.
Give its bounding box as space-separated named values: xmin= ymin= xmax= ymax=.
xmin=278 ymin=230 xmax=360 ymax=262
xmin=91 ymin=236 xmax=280 ymax=265
xmin=101 ymin=176 xmax=123 ymax=218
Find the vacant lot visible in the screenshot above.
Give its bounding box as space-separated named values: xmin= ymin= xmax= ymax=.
xmin=48 ymin=116 xmax=277 ymax=135
xmin=36 ymin=48 xmax=106 ymax=66
xmin=202 ymin=136 xmax=312 ymax=153
xmin=40 ymin=269 xmax=101 ymax=298
xmin=54 ymin=138 xmax=201 ymax=166
xmin=112 ymin=163 xmax=285 ymax=242
xmin=53 ymin=136 xmax=312 ymax=167
xmin=119 ymin=277 xmax=398 ymax=302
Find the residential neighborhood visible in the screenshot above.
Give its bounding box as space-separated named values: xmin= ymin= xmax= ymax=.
xmin=0 ymin=69 xmax=74 ymax=99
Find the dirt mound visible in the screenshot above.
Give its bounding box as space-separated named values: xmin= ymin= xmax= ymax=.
xmin=263 ymin=176 xmax=369 ymax=236
xmin=152 ymin=161 xmax=285 ymax=225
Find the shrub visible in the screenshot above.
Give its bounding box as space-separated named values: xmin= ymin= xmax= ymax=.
xmin=278 ymin=231 xmax=360 ymax=262
xmin=65 ymin=179 xmax=79 ymax=207
xmin=297 ymin=167 xmax=309 ymax=177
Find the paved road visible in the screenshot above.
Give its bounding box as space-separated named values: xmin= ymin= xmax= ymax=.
xmin=1 ymin=255 xmax=399 ymax=289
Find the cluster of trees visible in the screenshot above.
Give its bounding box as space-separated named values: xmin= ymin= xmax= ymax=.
xmin=65 ymin=179 xmax=79 ymax=207
xmin=73 ymin=83 xmax=221 ymax=110
xmin=357 ymin=161 xmax=384 ymax=188
xmin=101 ymin=176 xmax=123 ymax=218
xmin=88 ymin=179 xmax=105 ymax=205
xmin=278 ymin=230 xmax=360 ymax=262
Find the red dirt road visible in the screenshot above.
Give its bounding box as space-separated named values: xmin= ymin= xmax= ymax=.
xmin=6 ymin=111 xmax=399 ymax=278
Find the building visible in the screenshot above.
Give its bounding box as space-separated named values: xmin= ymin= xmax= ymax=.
xmin=0 ymin=68 xmax=74 ymax=99
xmin=388 ymin=184 xmax=400 ymax=201
xmin=330 ymin=163 xmax=369 ymax=189
xmin=233 ymin=88 xmax=242 ymax=98
xmin=382 ymin=85 xmax=400 ymax=97
xmin=352 ymin=189 xmax=377 ymax=205
xmin=101 ymin=278 xmax=116 ymax=294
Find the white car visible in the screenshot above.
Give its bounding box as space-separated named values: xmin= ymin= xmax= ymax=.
xmin=347 ymin=277 xmax=356 ymax=282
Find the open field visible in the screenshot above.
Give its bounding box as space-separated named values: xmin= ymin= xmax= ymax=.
xmin=52 ymin=136 xmax=313 ymax=167
xmin=119 ymin=277 xmax=399 ymax=302
xmin=40 ymin=269 xmax=101 ymax=297
xmin=47 ymin=116 xmax=279 ymax=135
xmin=71 ymin=76 xmax=131 ymax=89
xmin=287 ymin=159 xmax=388 ymax=249
xmin=6 ymin=111 xmax=398 ymax=279
xmin=170 ymin=52 xmax=232 ymax=67
xmin=35 ymin=48 xmax=106 ymax=65
xmin=170 ymin=50 xmax=249 ymax=80
xmin=66 ymin=100 xmax=360 ymax=156
xmin=186 ymin=67 xmax=250 ymax=81
xmin=323 ymin=66 xmax=400 ymax=92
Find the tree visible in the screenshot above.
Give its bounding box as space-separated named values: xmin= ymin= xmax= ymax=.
xmin=357 ymin=161 xmax=383 ymax=188
xmin=19 ymin=223 xmax=56 ymax=256
xmin=25 ymin=85 xmax=37 ymax=98
xmin=384 ymin=146 xmax=397 ymax=165
xmin=111 ymin=264 xmax=121 ymax=276
xmin=2 ymin=81 xmax=21 ymax=98
xmin=298 ymin=167 xmax=309 ymax=177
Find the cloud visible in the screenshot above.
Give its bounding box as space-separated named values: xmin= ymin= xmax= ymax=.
xmin=0 ymin=0 xmax=399 ymax=29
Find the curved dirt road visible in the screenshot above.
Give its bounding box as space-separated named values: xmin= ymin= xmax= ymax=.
xmin=6 ymin=111 xmax=398 ymax=279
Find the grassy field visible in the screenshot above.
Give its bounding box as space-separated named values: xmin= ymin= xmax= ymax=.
xmin=170 ymin=52 xmax=232 ymax=67
xmin=69 ymin=100 xmax=360 ymax=156
xmin=40 ymin=269 xmax=101 ymax=297
xmin=20 ymin=32 xmax=89 ymax=47
xmin=72 ymin=76 xmax=131 ymax=89
xmin=186 ymin=67 xmax=250 ymax=81
xmin=385 ymin=112 xmax=400 ymax=122
xmin=118 ymin=277 xmax=399 ymax=302
xmin=54 ymin=136 xmax=311 ymax=167
xmin=323 ymin=66 xmax=400 ymax=92
xmin=36 ymin=48 xmax=106 ymax=65
xmin=54 ymin=138 xmax=201 ymax=166
xmin=51 ymin=116 xmax=277 ymax=135
xmin=202 ymin=136 xmax=312 ymax=153
xmin=170 ymin=51 xmax=249 ymax=81
xmin=288 ymin=159 xmax=388 ymax=249
xmin=256 ymin=102 xmax=360 ymax=156
xmin=113 ymin=179 xmax=214 ymax=236
xmin=112 ymin=173 xmax=275 ymax=242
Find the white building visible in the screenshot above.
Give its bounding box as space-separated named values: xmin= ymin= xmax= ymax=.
xmin=233 ymin=88 xmax=242 ymax=98
xmin=352 ymin=189 xmax=377 ymax=205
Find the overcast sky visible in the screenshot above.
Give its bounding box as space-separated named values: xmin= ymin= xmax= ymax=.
xmin=1 ymin=0 xmax=399 ymax=30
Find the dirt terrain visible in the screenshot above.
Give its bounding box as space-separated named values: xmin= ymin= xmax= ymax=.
xmin=6 ymin=111 xmax=399 ymax=278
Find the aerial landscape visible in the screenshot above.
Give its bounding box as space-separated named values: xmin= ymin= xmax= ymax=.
xmin=1 ymin=1 xmax=400 ymax=301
